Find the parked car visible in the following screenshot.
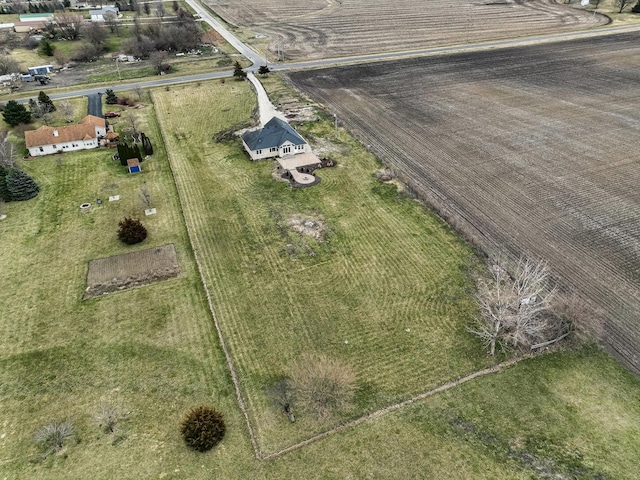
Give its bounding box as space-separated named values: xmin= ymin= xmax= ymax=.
xmin=104 ymin=112 xmax=121 ymax=118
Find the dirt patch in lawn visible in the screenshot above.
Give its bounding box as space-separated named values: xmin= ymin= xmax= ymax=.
xmin=286 ymin=214 xmax=327 ymax=241
xmin=84 ymin=243 xmax=180 ymax=299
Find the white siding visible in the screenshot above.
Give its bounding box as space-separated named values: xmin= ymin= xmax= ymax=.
xmin=28 ymin=138 xmax=98 ymax=157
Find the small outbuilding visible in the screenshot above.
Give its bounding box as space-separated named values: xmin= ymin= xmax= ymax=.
xmin=127 ymin=158 xmax=141 ymax=173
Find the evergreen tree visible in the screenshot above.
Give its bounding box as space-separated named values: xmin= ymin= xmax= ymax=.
xmin=117 ymin=142 xmax=142 ymax=165
xmin=39 ymin=39 xmax=55 ymax=57
xmin=141 ymin=132 xmax=153 ymax=155
xmin=38 ymin=91 xmax=56 ymax=113
xmin=0 ymin=165 xmax=11 ymax=201
xmin=105 ymin=89 xmax=118 ymax=105
xmin=233 ymin=61 xmax=247 ymax=80
xmin=258 ymin=65 xmax=270 ymax=76
xmin=5 ymin=168 xmax=39 ymax=201
xmin=2 ymin=100 xmax=31 ymax=126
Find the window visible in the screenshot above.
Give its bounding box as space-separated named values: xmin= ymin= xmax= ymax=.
xmin=270 ymin=147 xmax=277 ymax=152
xmin=283 ymin=146 xmax=291 ymax=154
xmin=256 ymin=149 xmax=262 ymax=155
xmin=52 ymin=145 xmax=56 ymax=149
xmin=39 ymin=147 xmax=43 ymax=152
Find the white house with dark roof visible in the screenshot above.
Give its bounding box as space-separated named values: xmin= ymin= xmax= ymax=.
xmin=25 ymin=115 xmax=106 ymax=157
xmin=90 ymin=6 xmax=119 ymax=22
xmin=241 ymin=117 xmax=310 ymax=161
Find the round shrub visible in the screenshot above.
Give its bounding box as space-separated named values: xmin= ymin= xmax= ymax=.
xmin=181 ymin=406 xmax=226 ymax=452
xmin=117 ymin=217 xmax=147 ymax=245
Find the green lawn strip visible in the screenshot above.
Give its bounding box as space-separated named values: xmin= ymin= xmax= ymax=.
xmin=0 ymin=105 xmax=255 ymax=477
xmin=262 ymin=345 xmax=640 ymax=480
xmin=152 ymin=79 xmax=491 ymax=453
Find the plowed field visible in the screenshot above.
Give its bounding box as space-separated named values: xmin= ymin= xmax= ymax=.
xmin=288 ymin=31 xmax=640 ymax=374
xmin=206 ymin=0 xmax=607 ymax=60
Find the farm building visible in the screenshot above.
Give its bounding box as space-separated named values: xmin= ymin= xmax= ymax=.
xmin=18 ymin=13 xmax=54 ymax=23
xmin=25 ymin=115 xmax=107 ymax=157
xmin=90 ymin=7 xmax=119 ymax=22
xmin=14 ymin=22 xmax=47 ymax=33
xmin=241 ymin=116 xmax=310 ymax=161
xmin=27 ymin=65 xmax=54 ymax=76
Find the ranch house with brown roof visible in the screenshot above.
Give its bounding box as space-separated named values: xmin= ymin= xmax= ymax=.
xmin=25 ymin=115 xmax=107 ymax=157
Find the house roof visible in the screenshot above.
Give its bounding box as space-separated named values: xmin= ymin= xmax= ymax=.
xmin=105 ymin=132 xmax=120 ymax=140
xmin=90 ymin=7 xmax=118 ymax=15
xmin=25 ymin=116 xmax=102 ymax=148
xmin=241 ymin=117 xmax=306 ymax=151
xmin=79 ymin=115 xmax=106 ymax=128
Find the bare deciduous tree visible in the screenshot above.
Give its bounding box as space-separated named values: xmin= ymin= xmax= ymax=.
xmin=155 ymin=2 xmax=166 ymax=19
xmin=133 ymin=84 xmax=144 ymax=100
xmin=552 ymin=293 xmax=604 ymax=342
xmin=289 ymin=353 xmax=356 ymax=419
xmin=469 ymin=256 xmax=567 ymax=356
xmin=104 ymin=11 xmax=119 ymax=35
xmin=83 ymin=22 xmax=107 ymax=48
xmin=59 ymin=100 xmax=74 ymax=123
xmin=123 ymin=112 xmax=140 ymax=139
xmin=54 ymin=12 xmax=84 ymax=40
xmin=614 ymin=0 xmax=634 ymax=12
xmin=0 ymin=55 xmax=20 ymax=75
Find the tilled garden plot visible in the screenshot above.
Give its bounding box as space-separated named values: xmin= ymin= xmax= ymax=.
xmin=85 ymin=243 xmax=180 ymax=298
xmin=206 ymin=0 xmax=606 ymax=61
xmin=288 ymin=32 xmax=640 ymax=374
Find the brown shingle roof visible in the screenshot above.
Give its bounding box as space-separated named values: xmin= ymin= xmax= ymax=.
xmin=79 ymin=115 xmax=106 ymax=128
xmin=24 ymin=115 xmax=103 ymax=148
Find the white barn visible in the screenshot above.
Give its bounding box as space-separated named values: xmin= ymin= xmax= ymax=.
xmin=25 ymin=115 xmax=106 ymax=157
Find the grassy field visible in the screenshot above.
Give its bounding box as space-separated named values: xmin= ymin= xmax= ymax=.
xmin=2 ymin=78 xmax=640 ymax=479
xmin=0 ymin=95 xmax=258 ymax=478
xmin=151 ymin=79 xmax=493 ymax=453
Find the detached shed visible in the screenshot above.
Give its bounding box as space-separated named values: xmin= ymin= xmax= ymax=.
xmin=127 ymin=158 xmax=141 ymax=173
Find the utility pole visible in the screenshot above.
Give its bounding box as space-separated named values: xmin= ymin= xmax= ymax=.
xmin=334 ymin=113 xmax=338 ymax=138
xmin=115 ymin=57 xmax=121 ymax=81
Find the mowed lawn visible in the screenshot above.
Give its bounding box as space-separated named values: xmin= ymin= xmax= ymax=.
xmin=0 ymin=101 xmax=258 ymax=478
xmin=152 ymin=80 xmax=496 ymax=453
xmin=2 ymin=81 xmax=640 ymax=479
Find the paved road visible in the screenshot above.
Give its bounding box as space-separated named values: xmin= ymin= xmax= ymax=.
xmin=183 ymin=0 xmax=266 ymax=67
